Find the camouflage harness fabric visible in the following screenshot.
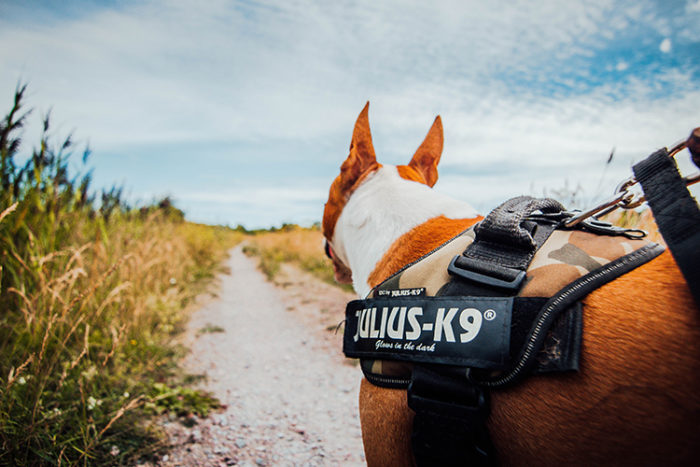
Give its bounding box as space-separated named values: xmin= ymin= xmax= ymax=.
xmin=345 ymin=211 xmax=663 ymax=387
xmin=342 ymin=196 xmax=666 ymax=466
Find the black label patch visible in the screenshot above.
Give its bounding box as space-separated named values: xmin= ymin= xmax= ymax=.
xmin=343 ymin=297 xmax=512 ymax=369
xmin=376 ymin=287 xmax=426 ymax=298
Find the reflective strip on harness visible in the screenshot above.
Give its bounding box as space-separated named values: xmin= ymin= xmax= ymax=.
xmin=343 ymin=296 xmax=512 ymax=369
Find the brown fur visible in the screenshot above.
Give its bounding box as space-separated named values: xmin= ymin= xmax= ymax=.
xmin=323 ymin=102 xmax=381 ymax=241
xmin=402 ymin=116 xmax=443 ymax=187
xmin=359 ymin=379 xmax=415 ymax=466
xmin=362 ymin=250 xmax=700 ymax=466
xmin=324 ymin=105 xmax=700 ymax=466
xmin=367 ymin=215 xmax=482 ymax=288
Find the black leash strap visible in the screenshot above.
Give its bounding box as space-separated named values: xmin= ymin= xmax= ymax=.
xmin=633 ymin=149 xmax=700 ymax=306
xmin=408 ymin=366 xmax=496 ymax=467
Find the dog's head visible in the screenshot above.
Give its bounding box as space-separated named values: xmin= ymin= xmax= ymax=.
xmin=322 ymin=102 xmax=444 ymax=283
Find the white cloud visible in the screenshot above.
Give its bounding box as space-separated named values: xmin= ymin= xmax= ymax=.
xmin=1 ymin=0 xmax=697 ymax=227
xmin=0 ymin=0 xmax=626 ymax=147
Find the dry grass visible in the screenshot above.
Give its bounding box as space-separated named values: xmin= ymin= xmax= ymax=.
xmin=0 ymin=210 xmax=243 ymax=465
xmin=0 ymin=84 xmax=244 ymax=465
xmin=242 ymin=225 xmax=353 ymax=291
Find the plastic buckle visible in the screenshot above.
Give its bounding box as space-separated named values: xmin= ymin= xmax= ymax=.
xmin=448 ymin=256 xmax=526 ymax=290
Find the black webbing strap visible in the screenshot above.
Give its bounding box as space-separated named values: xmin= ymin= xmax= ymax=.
xmin=633 ymin=149 xmax=700 ymax=306
xmin=408 ymin=366 xmax=496 ymax=467
xmin=446 ymin=196 xmax=563 ymax=296
xmin=408 ymin=197 xmax=563 ymax=466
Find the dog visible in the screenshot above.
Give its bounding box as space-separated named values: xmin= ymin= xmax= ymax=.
xmin=322 ymin=103 xmax=700 ymax=466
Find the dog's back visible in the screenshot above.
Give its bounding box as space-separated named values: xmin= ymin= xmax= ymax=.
xmin=491 ymin=250 xmax=700 ymax=465
xmin=359 ymin=245 xmax=699 ymax=466
xmin=324 ymin=104 xmax=700 ymax=466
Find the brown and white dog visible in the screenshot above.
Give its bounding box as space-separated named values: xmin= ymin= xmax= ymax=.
xmin=323 ymin=103 xmax=700 ymax=466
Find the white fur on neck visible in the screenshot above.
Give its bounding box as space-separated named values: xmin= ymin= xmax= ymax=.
xmin=333 ymin=166 xmax=477 ymax=298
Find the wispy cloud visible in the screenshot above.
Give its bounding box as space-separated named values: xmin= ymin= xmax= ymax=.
xmin=1 ymin=0 xmax=698 ymax=227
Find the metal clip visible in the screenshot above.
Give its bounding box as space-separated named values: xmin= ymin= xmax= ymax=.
xmin=564 ymin=127 xmax=700 ymax=228
xmin=562 ymin=190 xmax=634 ymax=227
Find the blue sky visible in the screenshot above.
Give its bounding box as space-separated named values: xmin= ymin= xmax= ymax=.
xmin=1 ymin=0 xmax=699 ymax=228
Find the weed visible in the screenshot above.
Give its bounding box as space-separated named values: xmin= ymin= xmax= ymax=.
xmin=197 ymin=324 xmax=226 ymax=335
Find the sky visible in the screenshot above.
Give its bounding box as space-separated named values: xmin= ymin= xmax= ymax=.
xmin=1 ymin=0 xmax=699 ymax=228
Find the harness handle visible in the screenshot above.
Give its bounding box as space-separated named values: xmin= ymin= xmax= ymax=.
xmin=448 ymin=196 xmax=563 ymax=295
xmin=474 ymin=196 xmax=564 ymax=250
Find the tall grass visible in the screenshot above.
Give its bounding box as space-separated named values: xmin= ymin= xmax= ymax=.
xmin=0 ymin=85 xmax=241 ymax=465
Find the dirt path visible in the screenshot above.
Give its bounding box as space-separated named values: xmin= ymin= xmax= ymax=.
xmin=157 ymin=246 xmax=365 ymax=466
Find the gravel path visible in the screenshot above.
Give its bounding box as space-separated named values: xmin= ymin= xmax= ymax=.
xmin=157 ymin=246 xmax=365 ymax=466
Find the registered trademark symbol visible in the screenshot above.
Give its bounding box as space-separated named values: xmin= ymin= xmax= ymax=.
xmin=484 ymin=309 xmax=496 ymax=321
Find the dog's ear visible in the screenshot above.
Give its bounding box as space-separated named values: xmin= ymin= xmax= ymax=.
xmin=339 ymin=102 xmax=379 ymax=190
xmin=408 ymin=116 xmax=443 ymax=187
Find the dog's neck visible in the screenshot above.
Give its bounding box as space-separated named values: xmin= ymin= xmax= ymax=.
xmin=332 ymin=165 xmax=478 ymax=297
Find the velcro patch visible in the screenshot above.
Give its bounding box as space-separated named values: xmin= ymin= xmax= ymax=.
xmin=343 ymin=297 xmax=512 ymax=369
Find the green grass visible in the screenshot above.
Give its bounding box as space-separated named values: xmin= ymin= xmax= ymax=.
xmin=0 ymin=85 xmax=242 ymax=465
xmin=197 ymin=323 xmax=226 ymax=335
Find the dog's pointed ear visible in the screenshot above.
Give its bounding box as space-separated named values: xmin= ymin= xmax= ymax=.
xmin=339 ymin=102 xmax=378 ymax=190
xmin=408 ymin=116 xmax=443 ymax=187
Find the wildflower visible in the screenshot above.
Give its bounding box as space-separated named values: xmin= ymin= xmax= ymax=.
xmin=17 ymin=376 xmax=26 ymax=385
xmin=110 ymin=445 xmax=120 ymax=456
xmin=123 ymin=391 xmax=130 ymax=398
xmin=87 ymin=396 xmax=97 ymax=410
xmin=130 ymin=339 xmax=137 ymax=346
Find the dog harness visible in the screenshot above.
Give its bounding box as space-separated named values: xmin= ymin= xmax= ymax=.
xmin=341 ymin=132 xmax=700 ymax=466
xmin=343 ymin=196 xmax=667 ymax=466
